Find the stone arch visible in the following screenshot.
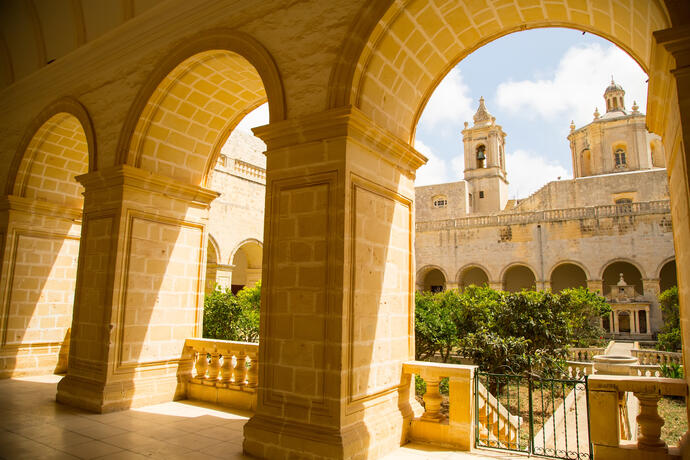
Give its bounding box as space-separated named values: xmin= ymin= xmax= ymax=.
xmin=650 ymin=138 xmax=665 ymax=167
xmin=0 ymin=98 xmax=94 ymax=377
xmin=549 ymin=261 xmax=589 ymax=292
xmin=117 ymin=29 xmax=285 ymax=187
xmin=457 ymin=264 xmax=490 ymax=290
xmin=658 ymin=258 xmax=677 ymax=293
xmin=205 ymin=234 xmax=221 ymax=294
xmin=7 ymin=97 xmax=96 ymax=204
xmin=416 ymin=264 xmax=447 ymax=292
xmin=329 ymin=0 xmax=670 ymax=142
xmin=501 ymin=263 xmax=537 ymax=292
xmin=230 ymin=238 xmax=263 ymax=293
xmin=601 ymin=259 xmax=645 ymax=296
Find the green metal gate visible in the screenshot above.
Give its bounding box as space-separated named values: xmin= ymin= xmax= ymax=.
xmin=474 ymin=371 xmax=591 ymax=459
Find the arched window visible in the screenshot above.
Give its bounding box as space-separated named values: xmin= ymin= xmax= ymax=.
xmin=433 ymin=196 xmax=447 ymax=208
xmin=614 ymin=148 xmax=626 ymax=167
xmin=476 ymin=145 xmax=486 ymax=168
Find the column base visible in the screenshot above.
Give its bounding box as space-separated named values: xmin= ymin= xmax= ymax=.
xmin=243 ymin=397 xmax=417 ymax=459
xmin=56 ymin=365 xmax=188 ymax=413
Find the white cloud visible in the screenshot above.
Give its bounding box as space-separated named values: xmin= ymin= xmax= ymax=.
xmin=506 ymin=149 xmax=568 ymax=198
xmin=417 ymin=69 xmax=475 ymax=130
xmin=496 ymin=44 xmax=647 ymax=127
xmin=236 ymin=103 xmax=269 ymax=132
xmin=414 ymin=140 xmax=462 ymax=186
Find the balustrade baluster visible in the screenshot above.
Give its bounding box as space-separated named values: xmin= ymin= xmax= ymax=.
xmin=220 ymin=352 xmax=233 ymax=383
xmin=207 ymin=352 xmax=221 ymax=382
xmin=195 ymin=350 xmax=209 ymax=379
xmin=235 ymin=352 xmax=247 ymax=384
xmin=420 ymin=376 xmax=444 ymax=421
xmin=636 ymin=393 xmax=667 ymax=450
xmin=247 ymin=353 xmax=258 ymax=387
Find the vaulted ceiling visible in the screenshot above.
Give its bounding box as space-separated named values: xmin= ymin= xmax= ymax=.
xmin=0 ymin=0 xmax=164 ymax=91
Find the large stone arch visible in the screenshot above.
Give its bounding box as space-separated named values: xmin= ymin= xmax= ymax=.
xmin=457 ymin=263 xmax=490 ymax=290
xmin=548 ymin=261 xmax=590 ymax=292
xmin=416 ymin=264 xmax=448 ymax=292
xmin=658 ymin=257 xmax=677 ymax=293
xmin=229 ymin=238 xmax=263 ymax=293
xmin=501 ymin=263 xmax=537 ymax=292
xmin=601 ymin=259 xmax=645 ymax=296
xmin=0 ymin=98 xmax=94 ymax=378
xmin=117 ymin=29 xmax=285 ymax=187
xmin=330 ymin=0 xmax=671 ymax=143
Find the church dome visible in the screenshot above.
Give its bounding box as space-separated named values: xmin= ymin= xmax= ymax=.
xmin=604 ymin=78 xmax=624 ymax=94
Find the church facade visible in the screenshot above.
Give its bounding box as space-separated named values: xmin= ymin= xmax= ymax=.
xmin=415 ymin=82 xmax=676 ymax=338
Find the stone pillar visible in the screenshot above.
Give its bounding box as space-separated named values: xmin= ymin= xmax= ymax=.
xmin=56 ymin=165 xmax=217 ymax=412
xmin=489 ymin=281 xmax=502 ymax=291
xmin=631 ymin=309 xmax=638 ymax=334
xmin=642 ymin=278 xmax=662 ymax=332
xmin=446 ymin=281 xmax=459 ymax=291
xmin=0 ymin=196 xmax=82 ymax=378
xmin=242 ymin=107 xmax=424 ymax=459
xmin=645 ymin=308 xmax=650 ymax=335
xmin=614 ymin=310 xmax=620 ymax=334
xmin=587 ymin=279 xmax=603 ymax=295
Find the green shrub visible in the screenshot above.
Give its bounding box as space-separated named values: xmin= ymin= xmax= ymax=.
xmin=203 ymin=282 xmax=260 ymax=342
xmin=657 ymin=286 xmax=680 ymax=352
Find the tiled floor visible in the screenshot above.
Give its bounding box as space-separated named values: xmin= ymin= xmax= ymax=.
xmin=0 ymin=375 xmax=526 ymax=459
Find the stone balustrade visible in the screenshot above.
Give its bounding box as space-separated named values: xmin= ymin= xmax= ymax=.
xmin=568 ymin=347 xmax=605 ymax=362
xmin=632 ymin=349 xmax=683 ymax=366
xmin=416 ymin=200 xmax=670 ymax=232
xmin=183 ymin=338 xmax=258 ymax=411
xmin=589 ymin=375 xmax=687 ymax=459
xmin=402 ymin=361 xmax=477 ymax=450
xmin=231 ymin=158 xmax=266 ymax=183
xmin=565 ymin=361 xmax=595 ymax=379
xmin=630 ymin=364 xmax=662 ymax=378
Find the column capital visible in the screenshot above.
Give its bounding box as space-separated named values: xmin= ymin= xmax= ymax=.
xmin=76 ymin=164 xmax=219 ymax=207
xmin=253 ymin=106 xmax=427 ymax=173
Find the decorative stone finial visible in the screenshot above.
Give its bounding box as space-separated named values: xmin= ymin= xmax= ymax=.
xmin=632 ymin=100 xmax=639 ymax=113
xmin=570 ymin=120 xmax=576 ymax=131
xmin=464 ymin=121 xmax=468 ymax=128
xmin=593 ymin=107 xmax=600 ymax=119
xmin=473 ymin=97 xmax=492 ymax=126
xmin=617 ymin=273 xmax=627 ymax=286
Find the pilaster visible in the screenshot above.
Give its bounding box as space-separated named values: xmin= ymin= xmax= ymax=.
xmin=56 ymin=165 xmax=218 ymax=412
xmin=242 ymin=107 xmax=425 ymax=459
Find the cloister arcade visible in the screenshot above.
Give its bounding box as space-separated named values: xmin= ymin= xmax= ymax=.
xmin=0 ymin=1 xmax=689 ymax=459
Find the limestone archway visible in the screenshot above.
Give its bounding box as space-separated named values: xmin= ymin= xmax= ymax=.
xmin=205 ymin=235 xmax=221 ymax=294
xmin=601 ymin=260 xmax=644 ymax=296
xmin=57 ymin=30 xmax=284 ymax=412
xmin=502 ymin=264 xmax=537 ymax=292
xmin=458 ymin=265 xmax=489 ymax=290
xmin=417 ymin=265 xmax=447 ymax=292
xmin=659 ymin=258 xmax=677 ymax=293
xmin=230 ymin=239 xmax=263 ymax=293
xmin=1 ymin=99 xmax=93 ymax=378
xmin=549 ymin=262 xmax=588 ymax=292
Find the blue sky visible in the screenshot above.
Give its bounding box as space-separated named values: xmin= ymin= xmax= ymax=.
xmin=238 ymin=28 xmax=648 ymax=199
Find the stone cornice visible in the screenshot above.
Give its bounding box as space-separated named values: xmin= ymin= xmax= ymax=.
xmin=0 ymin=195 xmax=82 ymax=220
xmin=252 ymin=106 xmax=428 ymax=172
xmin=75 ymin=165 xmax=219 ymax=206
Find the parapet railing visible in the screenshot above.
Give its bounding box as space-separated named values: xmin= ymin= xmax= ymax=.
xmin=564 ymin=361 xmax=595 ymax=379
xmin=182 ymin=338 xmax=259 ymax=411
xmin=589 ymin=375 xmax=687 ymax=458
xmin=568 ymin=347 xmax=605 ymax=362
xmin=232 ymin=159 xmax=266 ymax=183
xmin=402 ymin=361 xmax=478 ymax=450
xmin=631 ymin=349 xmax=683 ymax=366
xmin=416 ymin=200 xmax=671 ymax=232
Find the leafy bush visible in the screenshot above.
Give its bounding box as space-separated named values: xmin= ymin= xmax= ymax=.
xmin=203 ymin=282 xmax=261 ymax=342
xmin=657 ymin=286 xmax=680 ymax=352
xmin=660 ymin=362 xmax=684 ymax=379
xmin=414 ymin=286 xmax=610 ymax=376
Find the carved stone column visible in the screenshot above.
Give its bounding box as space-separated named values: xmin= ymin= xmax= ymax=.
xmin=642 ymin=278 xmax=662 ymax=332
xmin=242 ymin=108 xmax=424 ymax=459
xmin=56 ymin=165 xmax=217 ymax=412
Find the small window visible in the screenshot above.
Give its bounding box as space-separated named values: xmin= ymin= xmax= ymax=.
xmin=614 ymin=148 xmax=626 ymax=167
xmin=616 ymin=198 xmax=633 ymax=213
xmin=433 ymin=198 xmax=447 ymax=208
xmin=479 ymin=191 xmax=485 ymax=199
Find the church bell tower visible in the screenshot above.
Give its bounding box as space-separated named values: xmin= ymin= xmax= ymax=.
xmin=462 ymin=97 xmax=509 ymax=213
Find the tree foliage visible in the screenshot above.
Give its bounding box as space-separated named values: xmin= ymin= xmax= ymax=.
xmin=657 ymin=286 xmax=680 ymax=352
xmin=203 ymin=282 xmax=261 ymax=342
xmin=414 ymin=286 xmax=610 ymax=376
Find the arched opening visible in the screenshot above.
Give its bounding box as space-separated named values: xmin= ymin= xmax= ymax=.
xmin=418 ymin=267 xmax=446 ymax=293
xmin=659 ymin=259 xmax=677 ymax=293
xmin=1 ymin=109 xmax=90 ymax=378
xmin=550 ymin=263 xmax=587 ymax=292
xmin=230 ymin=240 xmax=263 ymax=294
xmin=476 ymin=144 xmax=486 ymax=168
xmin=602 ymin=261 xmax=643 ymax=296
xmin=502 ymin=265 xmax=536 ymax=292
xmin=459 ymin=266 xmax=489 ymax=290
xmin=618 ymin=311 xmax=631 ymax=333
xmin=206 ymin=236 xmax=219 ymax=294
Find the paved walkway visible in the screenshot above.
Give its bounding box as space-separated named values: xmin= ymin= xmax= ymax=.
xmin=606 ymin=341 xmax=634 ymax=356
xmin=0 ymin=375 xmax=527 ymax=460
